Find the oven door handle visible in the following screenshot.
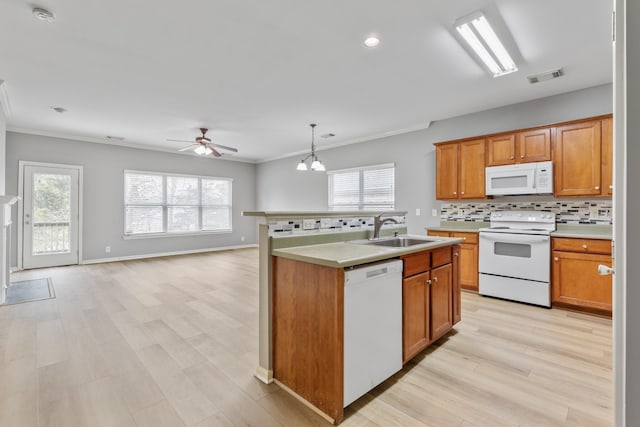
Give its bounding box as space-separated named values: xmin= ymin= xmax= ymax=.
xmin=480 ymin=233 xmax=549 ymax=244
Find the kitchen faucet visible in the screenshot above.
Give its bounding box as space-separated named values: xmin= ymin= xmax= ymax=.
xmin=371 ymin=213 xmax=399 ymax=239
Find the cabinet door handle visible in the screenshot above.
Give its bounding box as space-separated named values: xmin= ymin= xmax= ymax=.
xmin=520 ymin=155 xmax=524 ymax=159
xmin=453 ymin=191 xmax=457 ymax=195
xmin=454 ymin=252 xmax=459 ymax=257
xmin=510 ymin=156 xmax=514 ymax=160
xmin=554 ymin=257 xmax=559 ymax=261
xmin=461 ymin=191 xmax=465 ymax=195
xmin=433 ymin=276 xmax=438 ymax=283
xmin=582 ymin=244 xmax=588 ymax=249
xmin=595 ymin=186 xmax=600 ymax=190
xmin=609 ymin=185 xmax=613 ymax=189
xmin=425 ymin=279 xmax=432 ymax=285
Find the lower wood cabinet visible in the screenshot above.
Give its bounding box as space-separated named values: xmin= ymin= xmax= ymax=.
xmin=428 ymin=230 xmax=478 ymax=291
xmin=552 ymin=237 xmax=612 ymax=314
xmin=401 ymin=246 xmax=458 ymax=363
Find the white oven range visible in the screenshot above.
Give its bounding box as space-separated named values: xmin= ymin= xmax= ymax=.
xmin=478 ymin=211 xmax=556 ymax=307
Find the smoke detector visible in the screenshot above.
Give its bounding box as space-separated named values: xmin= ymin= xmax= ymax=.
xmin=32 ymin=7 xmax=56 ymax=22
xmin=527 ymin=68 xmax=564 ymax=84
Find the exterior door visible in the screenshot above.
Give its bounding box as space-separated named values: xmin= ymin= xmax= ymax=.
xmin=22 ymin=165 xmax=80 ymax=269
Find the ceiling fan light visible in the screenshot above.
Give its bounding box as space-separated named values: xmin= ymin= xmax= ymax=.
xmin=194 ymin=145 xmax=207 ymax=155
xmin=296 ymin=161 xmax=308 ymax=171
xmin=311 ymin=159 xmax=325 ymax=171
xmin=204 ymin=147 xmax=213 ymax=155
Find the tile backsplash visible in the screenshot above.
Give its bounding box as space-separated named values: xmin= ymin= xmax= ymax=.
xmin=441 ymin=199 xmax=612 ymax=225
xmin=268 ymin=215 xmax=406 ymax=236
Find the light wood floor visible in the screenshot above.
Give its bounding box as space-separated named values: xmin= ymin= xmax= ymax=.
xmin=0 ymin=248 xmax=612 ymax=426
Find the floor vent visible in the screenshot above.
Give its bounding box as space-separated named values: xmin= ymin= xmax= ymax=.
xmin=527 ymin=68 xmax=564 ymax=84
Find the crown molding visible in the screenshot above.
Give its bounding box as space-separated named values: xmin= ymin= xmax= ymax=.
xmin=257 ymin=120 xmax=433 ymax=163
xmin=5 ymin=127 xmax=258 ymax=164
xmin=0 ymin=80 xmax=12 ymax=117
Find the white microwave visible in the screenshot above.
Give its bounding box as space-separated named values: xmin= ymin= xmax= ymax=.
xmin=485 ymin=161 xmax=553 ymax=196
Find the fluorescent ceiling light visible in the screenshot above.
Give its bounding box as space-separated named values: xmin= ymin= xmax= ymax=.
xmin=455 ymin=12 xmax=517 ymax=77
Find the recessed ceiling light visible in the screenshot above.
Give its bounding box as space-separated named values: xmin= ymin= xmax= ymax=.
xmin=32 ymin=7 xmax=56 ymax=23
xmin=363 ymin=36 xmax=380 ymax=48
xmin=50 ymin=106 xmax=67 ymax=113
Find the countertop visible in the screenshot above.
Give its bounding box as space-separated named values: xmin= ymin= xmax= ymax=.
xmin=552 ymin=224 xmax=612 ymax=240
xmin=426 ymin=222 xmax=612 ymax=240
xmin=272 ymin=235 xmax=464 ymax=268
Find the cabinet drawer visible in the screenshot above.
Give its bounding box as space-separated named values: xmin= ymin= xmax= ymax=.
xmin=402 ymin=251 xmax=430 ymax=277
xmin=450 ymin=231 xmax=478 ymax=244
xmin=431 ymin=247 xmax=452 ymax=268
xmin=552 ymin=238 xmax=611 ymax=255
xmin=427 ymin=230 xmax=450 ymax=238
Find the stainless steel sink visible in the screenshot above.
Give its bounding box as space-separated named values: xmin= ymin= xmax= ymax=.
xmin=353 ymin=236 xmax=440 ymax=247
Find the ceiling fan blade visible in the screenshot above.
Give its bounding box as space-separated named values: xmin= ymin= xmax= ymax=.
xmin=206 ymin=144 xmax=223 ymax=157
xmin=210 ymin=143 xmax=238 ymax=153
xmin=167 ymin=138 xmax=195 ymax=143
xmin=178 ymin=144 xmax=198 ymax=152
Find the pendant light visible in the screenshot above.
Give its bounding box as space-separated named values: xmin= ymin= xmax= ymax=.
xmin=296 ymin=123 xmax=325 ymax=172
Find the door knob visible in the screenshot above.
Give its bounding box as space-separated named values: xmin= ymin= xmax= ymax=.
xmin=598 ymin=265 xmax=614 ymax=275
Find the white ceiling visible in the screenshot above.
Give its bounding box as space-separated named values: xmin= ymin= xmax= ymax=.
xmin=0 ymin=0 xmax=613 ymax=162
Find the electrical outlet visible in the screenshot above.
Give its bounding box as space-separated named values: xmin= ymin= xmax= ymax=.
xmin=105 ymin=246 xmax=111 ymax=253
xmin=432 ymin=208 xmax=438 ymax=217
xmin=415 ymin=208 xmax=421 ymax=216
xmin=320 ymin=218 xmax=331 ymax=228
xmin=303 ymin=219 xmax=315 ymax=230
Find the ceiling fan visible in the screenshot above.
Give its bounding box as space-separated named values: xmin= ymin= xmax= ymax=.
xmin=168 ymin=128 xmax=238 ymax=157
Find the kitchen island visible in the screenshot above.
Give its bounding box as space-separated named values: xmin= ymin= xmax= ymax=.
xmin=244 ymin=210 xmax=463 ymax=424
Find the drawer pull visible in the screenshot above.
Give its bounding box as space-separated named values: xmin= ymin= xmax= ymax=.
xmin=582 ymin=244 xmax=588 ymax=249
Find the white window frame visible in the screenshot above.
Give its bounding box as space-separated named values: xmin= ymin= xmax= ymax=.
xmin=327 ymin=163 xmax=395 ymax=211
xmin=123 ymin=170 xmax=233 ymax=238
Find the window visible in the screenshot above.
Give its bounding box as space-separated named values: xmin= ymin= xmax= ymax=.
xmin=328 ymin=163 xmax=395 ymax=210
xmin=124 ymin=171 xmax=232 ymax=236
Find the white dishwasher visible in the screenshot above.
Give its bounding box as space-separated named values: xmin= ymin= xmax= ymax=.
xmin=343 ymin=259 xmax=403 ymax=407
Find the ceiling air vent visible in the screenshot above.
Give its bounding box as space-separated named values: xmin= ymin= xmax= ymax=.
xmin=527 ymin=68 xmax=564 ymax=84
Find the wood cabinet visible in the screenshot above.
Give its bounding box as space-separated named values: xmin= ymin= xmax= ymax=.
xmin=601 ymin=117 xmax=613 ymax=195
xmin=435 ymin=139 xmax=485 ymax=200
xmin=428 ymin=230 xmax=478 ymax=291
xmin=486 ymin=128 xmax=551 ymax=166
xmin=400 ymin=246 xmax=459 ymax=363
xmin=552 ymin=237 xmax=612 ymax=314
xmin=435 ymin=143 xmax=459 ymax=200
xmin=452 ymin=244 xmax=461 ymax=324
xmin=553 ymin=119 xmax=603 ymax=196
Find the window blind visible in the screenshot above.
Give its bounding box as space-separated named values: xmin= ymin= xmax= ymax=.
xmin=124 ymin=171 xmax=232 ymax=236
xmin=328 ymin=164 xmax=395 ymax=210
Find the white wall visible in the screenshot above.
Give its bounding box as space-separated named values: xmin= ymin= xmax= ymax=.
xmin=6 ymin=133 xmax=257 ymax=264
xmin=0 ymin=104 xmax=5 ymax=195
xmin=624 ymin=0 xmax=640 ymax=423
xmin=256 ymin=84 xmax=613 ymax=235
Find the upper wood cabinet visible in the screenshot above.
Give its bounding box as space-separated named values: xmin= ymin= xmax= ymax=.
xmin=486 ymin=134 xmax=516 ymax=166
xmin=553 ymin=120 xmax=602 ymax=196
xmin=436 ymin=139 xmax=485 ymax=200
xmin=435 ymin=143 xmax=459 ymax=200
xmin=486 ymin=128 xmax=551 ymax=166
xmin=518 ymin=128 xmax=552 ymax=163
xmin=601 ymin=117 xmax=613 ymax=195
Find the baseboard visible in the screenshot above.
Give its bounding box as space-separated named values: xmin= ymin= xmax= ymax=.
xmin=81 ymin=243 xmax=258 ymax=265
xmin=254 ymin=365 xmax=274 ymax=384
